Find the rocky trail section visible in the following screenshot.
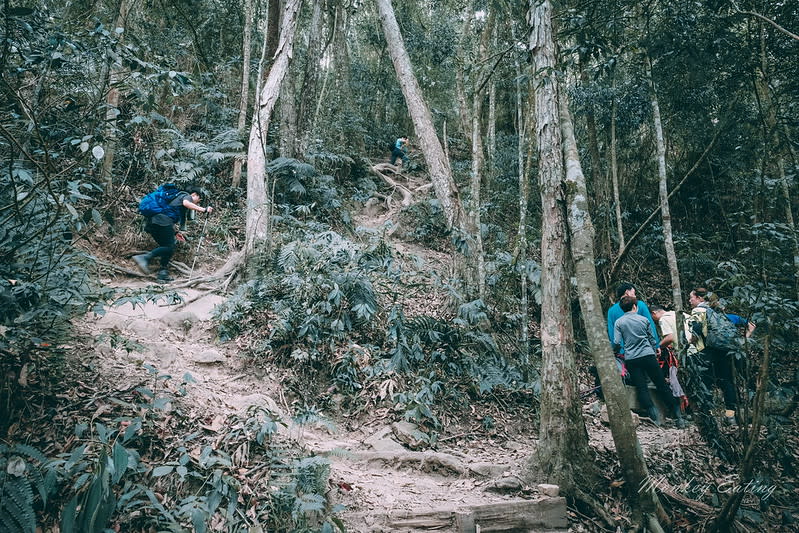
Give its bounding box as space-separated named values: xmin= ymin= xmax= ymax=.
xmin=85 ymin=279 xmax=568 ymax=532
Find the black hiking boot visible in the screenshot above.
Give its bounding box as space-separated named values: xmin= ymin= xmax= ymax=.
xmin=133 ymin=254 xmax=151 ymax=275
xmin=157 ymin=269 xmax=173 ymax=283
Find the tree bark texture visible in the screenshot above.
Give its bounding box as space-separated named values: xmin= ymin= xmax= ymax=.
xmin=297 ymin=0 xmax=324 ymax=154
xmin=527 ymin=0 xmax=590 ymax=495
xmin=559 ymin=92 xmax=669 ymax=528
xmin=610 ymin=77 xmax=624 ymax=254
xmin=245 ymin=0 xmax=303 ymax=258
xmin=512 ymin=22 xmax=530 ymax=363
xmin=232 ymin=0 xmax=254 ymax=188
xmin=100 ymin=0 xmax=132 ymax=193
xmin=375 ymin=0 xmax=465 ymax=231
xmin=646 ymin=53 xmax=682 ymax=312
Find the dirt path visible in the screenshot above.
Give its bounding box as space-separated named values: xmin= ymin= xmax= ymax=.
xmin=84 ymin=264 xmax=568 ymax=532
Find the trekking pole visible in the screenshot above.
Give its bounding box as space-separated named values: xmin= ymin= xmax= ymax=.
xmin=189 ymin=210 xmax=210 ymax=281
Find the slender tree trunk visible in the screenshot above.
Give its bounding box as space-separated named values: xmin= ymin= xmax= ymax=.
xmin=486 ymin=18 xmax=498 ymax=192
xmin=526 ymin=0 xmax=591 ymax=495
xmin=754 ymin=25 xmax=799 ymax=301
xmin=245 ymin=0 xmax=303 ymax=258
xmin=646 ymin=53 xmax=682 ymax=312
xmin=232 ymin=0 xmax=254 ymax=188
xmin=279 ymin=72 xmax=299 ymax=158
xmin=560 ymin=91 xmax=669 ymax=530
xmin=375 ymin=0 xmax=465 ymax=231
xmin=469 ymin=99 xmax=486 ymax=300
xmin=100 ymin=0 xmax=132 ymax=193
xmin=297 ymin=0 xmax=324 ymax=154
xmin=512 ymin=23 xmax=530 ymax=365
xmin=610 ymin=75 xmax=624 ymax=254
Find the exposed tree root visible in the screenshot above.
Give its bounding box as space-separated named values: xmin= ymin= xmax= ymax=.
xmin=349 ymin=450 xmax=471 ymax=476
xmin=370 ymin=163 xmax=414 ymax=207
xmin=96 ymin=258 xmax=149 ymax=278
xmin=172 ymin=249 xmax=244 ymax=290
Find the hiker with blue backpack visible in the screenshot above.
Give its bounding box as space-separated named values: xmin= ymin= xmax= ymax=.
xmin=687 ymin=287 xmax=740 ymax=427
xmin=133 ymin=184 xmax=212 ymax=282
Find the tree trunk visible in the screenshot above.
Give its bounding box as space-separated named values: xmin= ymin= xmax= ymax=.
xmin=232 ymin=0 xmax=254 ymax=188
xmin=560 ymin=91 xmax=669 ymax=530
xmin=297 ymin=0 xmax=324 ymax=154
xmin=754 ymin=25 xmax=799 ymax=301
xmin=100 ymin=0 xmax=131 ymax=193
xmin=610 ymin=75 xmax=624 ymax=254
xmin=375 ymin=0 xmax=466 ymax=231
xmin=512 ymin=23 xmax=530 ymax=365
xmin=646 ymin=53 xmax=682 ymax=312
xmin=279 ymin=72 xmax=299 ymax=158
xmin=526 ymin=0 xmax=591 ymax=495
xmin=245 ymin=0 xmax=303 ymax=258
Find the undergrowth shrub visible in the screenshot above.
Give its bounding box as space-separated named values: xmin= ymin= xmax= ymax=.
xmin=216 ymin=226 xmax=535 ymax=430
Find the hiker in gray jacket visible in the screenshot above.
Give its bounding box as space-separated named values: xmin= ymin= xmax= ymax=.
xmin=613 ymin=295 xmax=685 ymax=428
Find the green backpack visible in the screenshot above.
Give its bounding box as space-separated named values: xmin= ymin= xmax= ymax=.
xmin=704 ymin=307 xmax=740 ymax=352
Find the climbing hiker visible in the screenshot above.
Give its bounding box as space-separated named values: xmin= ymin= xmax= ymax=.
xmin=686 ymin=287 xmax=740 ymax=427
xmin=133 ymin=184 xmax=212 ymax=282
xmin=613 ymin=295 xmax=685 ymax=428
xmin=390 ymin=136 xmax=410 ymax=167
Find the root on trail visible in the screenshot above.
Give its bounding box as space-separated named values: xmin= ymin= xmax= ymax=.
xmin=346 ymin=450 xmax=475 ymax=476
xmin=370 ymin=163 xmax=414 ymax=207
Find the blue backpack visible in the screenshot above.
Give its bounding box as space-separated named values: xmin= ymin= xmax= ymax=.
xmin=138 ymin=184 xmax=183 ymax=221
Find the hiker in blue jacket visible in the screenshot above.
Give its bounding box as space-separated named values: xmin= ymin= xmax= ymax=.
xmin=613 ymin=295 xmax=684 ymax=427
xmin=133 ymin=186 xmax=212 ymax=282
xmin=390 ymin=137 xmax=409 ymax=166
xmin=607 ymin=282 xmax=660 ymax=355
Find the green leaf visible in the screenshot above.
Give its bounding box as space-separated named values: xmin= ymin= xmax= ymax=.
xmin=111 ymin=442 xmax=128 ymax=484
xmin=61 ymin=495 xmax=78 ymax=533
xmin=151 ymin=465 xmax=174 ymax=477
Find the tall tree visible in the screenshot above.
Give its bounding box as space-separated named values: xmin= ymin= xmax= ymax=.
xmin=374 ymin=0 xmax=465 ymax=232
xmin=232 ymin=0 xmax=254 ymax=188
xmin=100 ymin=0 xmax=133 ymax=193
xmin=245 ymin=0 xmax=303 ymax=257
xmin=560 ymin=91 xmax=670 ymax=531
xmin=526 ymin=0 xmax=591 ymax=495
xmin=645 ymin=52 xmax=683 ymax=311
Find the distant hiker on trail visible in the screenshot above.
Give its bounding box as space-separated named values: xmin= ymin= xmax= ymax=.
xmin=607 ymin=282 xmax=660 ymax=355
xmin=686 ymin=287 xmax=739 ymax=427
xmin=390 ymin=136 xmax=409 ymax=166
xmin=133 ymin=184 xmax=212 ymax=282
xmin=613 ymin=296 xmax=685 ymax=428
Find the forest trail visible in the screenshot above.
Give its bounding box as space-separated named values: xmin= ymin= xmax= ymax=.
xmin=76 ymin=196 xmax=706 ymax=532
xmin=83 ymin=270 xmax=568 ymax=532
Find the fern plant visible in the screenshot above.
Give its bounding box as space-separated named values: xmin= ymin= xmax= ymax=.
xmin=0 ymin=443 xmax=56 ymax=533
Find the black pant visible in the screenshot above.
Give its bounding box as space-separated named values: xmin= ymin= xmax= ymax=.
xmin=626 ymin=354 xmax=677 ymax=411
xmin=390 ymin=147 xmax=408 ymax=165
xmin=146 ymin=223 xmax=175 ymax=269
xmin=697 ymin=348 xmax=737 ymax=410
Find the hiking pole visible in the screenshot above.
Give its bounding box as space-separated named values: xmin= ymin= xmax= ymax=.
xmin=189 ymin=210 xmax=210 ymax=281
